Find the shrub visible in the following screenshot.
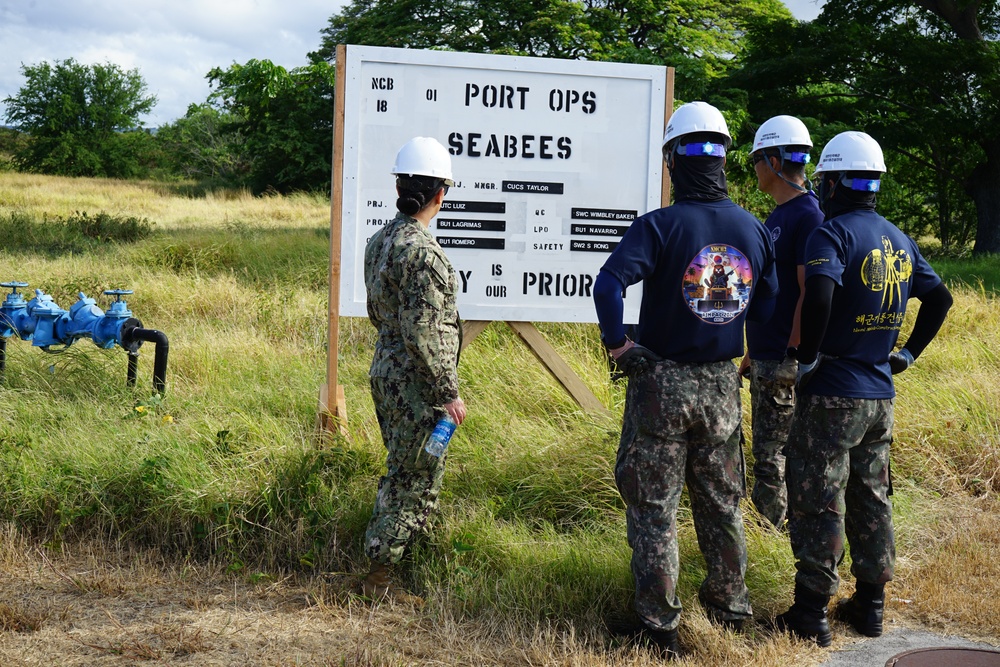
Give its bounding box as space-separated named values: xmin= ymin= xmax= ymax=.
xmin=0 ymin=210 xmax=154 ymax=256
xmin=66 ymin=211 xmax=154 ymax=244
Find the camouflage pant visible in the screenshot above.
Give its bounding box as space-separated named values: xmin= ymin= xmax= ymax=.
xmin=749 ymin=359 xmax=795 ymax=527
xmin=615 ymin=359 xmax=752 ymax=631
xmin=364 ymin=375 xmax=446 ymax=565
xmin=786 ymin=394 xmax=895 ymax=597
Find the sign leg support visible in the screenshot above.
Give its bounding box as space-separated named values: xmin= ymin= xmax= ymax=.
xmin=505 ymin=321 xmax=608 ymax=415
xmin=461 ymin=320 xmax=490 ymax=351
xmin=317 ymin=384 xmax=348 ymax=438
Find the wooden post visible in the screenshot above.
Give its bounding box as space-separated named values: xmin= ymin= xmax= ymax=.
xmin=662 ymin=66 xmax=675 ymax=207
xmin=462 ymin=320 xmax=607 ymax=413
xmin=319 ymin=44 xmax=349 ymax=436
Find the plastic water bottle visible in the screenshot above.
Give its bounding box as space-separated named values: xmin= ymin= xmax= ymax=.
xmin=424 ymin=414 xmax=457 ymax=458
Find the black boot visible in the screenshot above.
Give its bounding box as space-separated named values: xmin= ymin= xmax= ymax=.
xmin=834 ymin=581 xmax=884 ymax=637
xmin=643 ymin=627 xmax=680 ymax=661
xmin=774 ymin=583 xmax=833 ymax=647
xmin=605 ymin=616 xmax=680 ymax=661
xmin=700 ymin=594 xmax=746 ymax=633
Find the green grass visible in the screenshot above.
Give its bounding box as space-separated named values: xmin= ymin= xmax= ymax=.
xmin=930 ymin=254 xmax=1000 ymax=294
xmin=0 ymin=174 xmax=997 ymax=643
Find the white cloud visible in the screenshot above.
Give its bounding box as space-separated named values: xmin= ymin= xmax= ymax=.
xmin=0 ymin=0 xmax=340 ymax=126
xmin=0 ymin=0 xmax=827 ymax=127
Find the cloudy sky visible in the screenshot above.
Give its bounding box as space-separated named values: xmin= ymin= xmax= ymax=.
xmin=0 ymin=0 xmax=825 ymax=128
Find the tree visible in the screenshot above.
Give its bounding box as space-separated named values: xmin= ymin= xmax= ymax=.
xmin=2 ymin=58 xmax=157 ymax=178
xmin=735 ymin=0 xmax=1000 ymax=255
xmin=0 ymin=127 xmax=29 ymax=171
xmin=206 ymin=59 xmax=337 ymax=193
xmin=313 ymin=0 xmax=599 ymax=59
xmin=585 ymin=0 xmax=792 ymax=99
xmin=155 ymin=104 xmax=251 ymax=186
xmin=313 ymin=0 xmax=792 ymax=100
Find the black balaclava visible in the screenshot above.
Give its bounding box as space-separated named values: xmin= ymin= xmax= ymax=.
xmin=818 ymin=170 xmax=879 ymax=219
xmin=666 ymin=131 xmax=729 ymax=202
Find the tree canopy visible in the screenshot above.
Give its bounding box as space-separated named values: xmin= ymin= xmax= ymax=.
xmin=154 ymin=103 xmax=250 ymax=187
xmin=313 ymin=0 xmax=792 ymax=100
xmin=2 ymin=58 xmax=156 ymax=178
xmin=736 ymin=0 xmax=1000 ymax=254
xmin=204 ymin=59 xmax=337 ymax=194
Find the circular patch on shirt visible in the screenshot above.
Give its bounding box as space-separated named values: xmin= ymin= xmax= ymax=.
xmin=771 ymin=226 xmax=781 ymax=243
xmin=682 ymin=245 xmax=753 ymax=324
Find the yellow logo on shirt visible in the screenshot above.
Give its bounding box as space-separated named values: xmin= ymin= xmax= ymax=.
xmin=861 ymin=236 xmax=912 ymax=309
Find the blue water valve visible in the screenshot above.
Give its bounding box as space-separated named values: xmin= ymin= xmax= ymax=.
xmin=0 ymin=282 xmax=165 ymax=393
xmin=97 ymin=289 xmax=135 ymax=348
xmin=30 ymin=290 xmax=69 ymax=349
xmin=103 ymin=289 xmax=134 ymax=319
xmin=27 ymin=289 xmax=73 ymax=349
xmin=68 ymin=292 xmax=99 ymax=319
xmin=65 ymin=292 xmax=105 ymax=347
xmin=0 ymin=282 xmax=31 ymax=339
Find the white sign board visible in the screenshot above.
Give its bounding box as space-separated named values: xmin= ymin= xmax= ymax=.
xmin=339 ymin=45 xmax=666 ymax=323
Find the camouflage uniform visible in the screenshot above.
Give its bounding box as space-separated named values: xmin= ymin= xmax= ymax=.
xmin=615 ymin=359 xmax=752 ymax=631
xmin=786 ymin=394 xmax=894 ymax=596
xmin=748 ymin=359 xmax=795 ymax=526
xmin=363 ymin=212 xmax=461 ymax=566
xmin=784 ymin=205 xmax=945 ymax=602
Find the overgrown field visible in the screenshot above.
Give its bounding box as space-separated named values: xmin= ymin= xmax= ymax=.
xmin=0 ymin=172 xmax=997 ymax=665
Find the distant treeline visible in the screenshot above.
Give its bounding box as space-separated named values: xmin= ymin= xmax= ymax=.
xmin=2 ymin=0 xmax=998 ymax=255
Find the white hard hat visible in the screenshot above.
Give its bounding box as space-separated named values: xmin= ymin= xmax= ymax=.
xmin=814 ymin=131 xmax=886 ymax=174
xmin=391 ymin=136 xmax=455 ymax=183
xmin=662 ymin=101 xmax=731 ymax=149
xmin=753 ymin=115 xmax=812 ymax=150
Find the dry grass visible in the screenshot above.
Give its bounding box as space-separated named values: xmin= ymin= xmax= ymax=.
xmin=894 ymin=496 xmax=1000 ymax=641
xmin=1 ymin=506 xmax=998 ymax=666
xmin=0 ymin=172 xmax=329 ymax=231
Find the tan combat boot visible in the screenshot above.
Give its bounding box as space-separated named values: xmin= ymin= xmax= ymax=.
xmin=361 ymin=561 xmax=425 ymax=607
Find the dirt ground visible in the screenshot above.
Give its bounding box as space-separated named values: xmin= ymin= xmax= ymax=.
xmin=0 ymin=536 xmax=378 ymax=666
xmin=0 ymin=531 xmax=643 ymax=667
xmin=0 ymin=532 xmax=825 ymax=667
xmin=2 ymin=507 xmax=998 ymax=667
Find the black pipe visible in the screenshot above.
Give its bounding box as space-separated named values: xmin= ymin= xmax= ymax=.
xmin=126 ymin=352 xmax=139 ymax=388
xmin=122 ymin=327 xmax=169 ymax=394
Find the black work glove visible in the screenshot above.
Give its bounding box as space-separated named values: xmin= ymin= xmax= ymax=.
xmin=611 ymin=341 xmax=663 ymax=377
xmin=888 ymin=348 xmax=914 ymax=374
xmin=796 ymin=354 xmax=822 ymax=391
